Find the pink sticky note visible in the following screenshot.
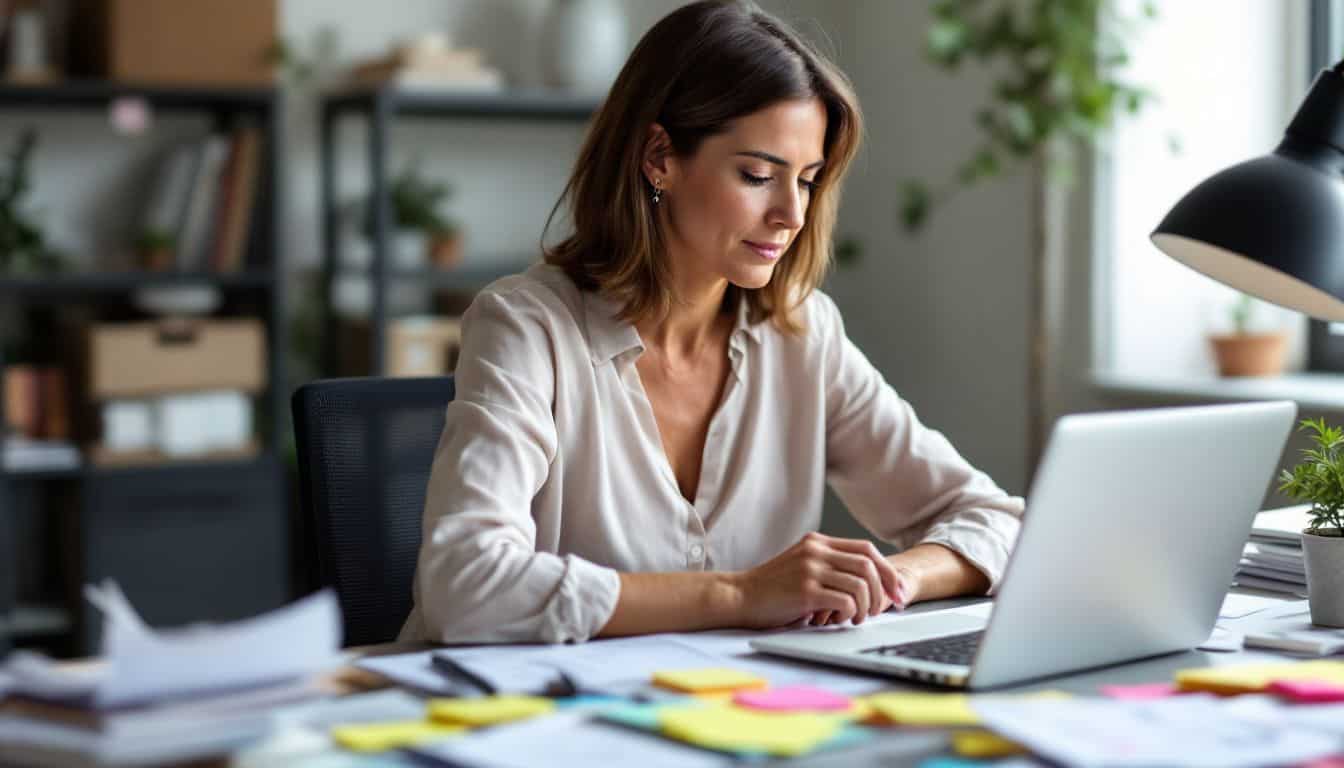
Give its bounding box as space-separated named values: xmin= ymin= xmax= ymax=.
xmin=732 ymin=685 xmax=853 ymax=712
xmin=1268 ymin=679 xmax=1344 ymax=703
xmin=1099 ymin=683 xmax=1180 ymax=700
xmin=1294 ymin=756 xmax=1344 ymax=768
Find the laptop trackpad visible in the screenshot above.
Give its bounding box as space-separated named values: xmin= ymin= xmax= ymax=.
xmin=762 ymin=604 xmax=992 ymax=655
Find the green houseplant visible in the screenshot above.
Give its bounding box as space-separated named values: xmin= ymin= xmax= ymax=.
xmin=365 ymin=164 xmax=462 ymax=269
xmin=900 ymin=0 xmax=1155 ymax=468
xmin=1208 ymin=293 xmax=1287 ymax=377
xmin=1279 ymin=417 xmax=1344 ymax=626
xmin=0 ymin=129 xmax=63 ymax=275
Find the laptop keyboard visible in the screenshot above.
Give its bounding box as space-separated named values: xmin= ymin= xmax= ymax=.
xmin=860 ymin=630 xmax=985 ymax=666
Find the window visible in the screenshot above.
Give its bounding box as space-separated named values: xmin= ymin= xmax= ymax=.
xmin=1098 ymin=0 xmax=1309 ymax=378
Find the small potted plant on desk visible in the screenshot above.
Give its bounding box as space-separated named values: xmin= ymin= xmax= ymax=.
xmin=1210 ymin=294 xmax=1288 ymax=377
xmin=1279 ymin=417 xmax=1344 ymax=626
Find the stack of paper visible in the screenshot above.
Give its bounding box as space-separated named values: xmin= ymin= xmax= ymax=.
xmin=0 ymin=582 xmax=342 ymax=767
xmin=1235 ymin=505 xmax=1309 ymax=596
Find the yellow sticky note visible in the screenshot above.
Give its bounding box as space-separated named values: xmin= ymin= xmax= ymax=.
xmin=331 ymin=720 xmax=464 ymax=752
xmin=652 ymin=668 xmax=768 ymax=693
xmin=862 ymin=689 xmax=1070 ymax=727
xmin=427 ymin=695 xmax=555 ymax=726
xmin=659 ymin=706 xmax=843 ymax=756
xmin=952 ymin=729 xmax=1026 ymax=758
xmin=862 ymin=693 xmax=978 ymax=726
xmin=1176 ymin=660 xmax=1344 ymax=695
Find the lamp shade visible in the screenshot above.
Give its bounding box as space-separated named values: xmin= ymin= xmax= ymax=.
xmin=1152 ymin=67 xmax=1344 ymax=322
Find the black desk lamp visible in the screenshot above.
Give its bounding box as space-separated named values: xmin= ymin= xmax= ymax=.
xmin=1152 ymin=63 xmax=1344 ymax=322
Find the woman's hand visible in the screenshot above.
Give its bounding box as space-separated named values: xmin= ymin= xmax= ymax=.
xmin=728 ymin=532 xmax=910 ymax=629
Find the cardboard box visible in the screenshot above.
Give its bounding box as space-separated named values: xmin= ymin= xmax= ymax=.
xmin=71 ymin=0 xmax=277 ymax=85
xmin=387 ymin=317 xmax=462 ymax=378
xmin=87 ymin=319 xmax=266 ymax=399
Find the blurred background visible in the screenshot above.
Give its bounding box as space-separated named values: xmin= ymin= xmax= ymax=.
xmin=0 ymin=0 xmax=1336 ymax=658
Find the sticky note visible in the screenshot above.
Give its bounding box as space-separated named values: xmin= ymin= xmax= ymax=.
xmin=950 ymin=729 xmax=1027 ymax=758
xmin=427 ymin=695 xmax=555 ymax=726
xmin=1100 ymin=682 xmax=1181 ymax=700
xmin=330 ymin=720 xmax=464 ymax=752
xmin=658 ymin=706 xmax=843 ymax=756
xmin=652 ymin=668 xmax=768 ymax=693
xmin=733 ymin=685 xmax=853 ymax=712
xmin=1267 ymin=679 xmax=1344 ymax=702
xmin=862 ymin=693 xmax=978 ymax=726
xmin=599 ymin=702 xmax=673 ymax=731
xmin=1176 ymin=660 xmax=1344 ymax=695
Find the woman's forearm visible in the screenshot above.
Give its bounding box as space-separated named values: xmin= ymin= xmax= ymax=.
xmin=887 ymin=543 xmax=991 ymax=604
xmin=597 ymin=571 xmax=744 ymax=637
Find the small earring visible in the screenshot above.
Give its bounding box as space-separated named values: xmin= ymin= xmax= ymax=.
xmin=651 ymin=179 xmax=663 ymax=205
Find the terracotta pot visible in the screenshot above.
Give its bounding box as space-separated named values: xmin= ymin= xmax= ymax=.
xmin=1208 ymin=332 xmax=1287 ymax=377
xmin=429 ymin=232 xmax=463 ymax=270
xmin=138 ymin=246 xmax=175 ymax=272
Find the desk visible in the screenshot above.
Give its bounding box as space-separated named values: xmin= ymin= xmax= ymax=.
xmin=219 ymin=592 xmax=1305 ymax=768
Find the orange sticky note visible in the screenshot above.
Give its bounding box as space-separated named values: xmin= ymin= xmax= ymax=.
xmin=652 ymin=668 xmax=768 ymax=693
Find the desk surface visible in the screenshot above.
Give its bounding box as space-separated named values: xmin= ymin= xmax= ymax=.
xmin=50 ymin=590 xmax=1305 ymax=767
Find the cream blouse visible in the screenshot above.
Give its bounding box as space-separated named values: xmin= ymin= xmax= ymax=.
xmin=400 ymin=264 xmax=1024 ymax=644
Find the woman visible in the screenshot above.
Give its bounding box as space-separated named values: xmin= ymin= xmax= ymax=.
xmin=401 ymin=0 xmax=1023 ymax=645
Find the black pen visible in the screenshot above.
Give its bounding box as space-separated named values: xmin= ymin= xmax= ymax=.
xmin=431 ymin=652 xmax=498 ymax=695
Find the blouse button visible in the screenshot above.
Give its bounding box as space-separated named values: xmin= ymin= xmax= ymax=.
xmin=689 ymin=543 xmax=705 ymax=561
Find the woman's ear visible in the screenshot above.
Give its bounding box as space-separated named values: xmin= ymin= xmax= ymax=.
xmin=641 ymin=122 xmax=676 ymax=189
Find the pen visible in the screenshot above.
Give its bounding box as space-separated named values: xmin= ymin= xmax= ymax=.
xmin=431 ymin=652 xmax=498 ymax=696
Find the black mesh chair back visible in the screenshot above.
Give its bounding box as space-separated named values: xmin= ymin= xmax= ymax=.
xmin=292 ymin=376 xmax=455 ymax=646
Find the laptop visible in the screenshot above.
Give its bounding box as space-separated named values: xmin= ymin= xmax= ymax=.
xmin=750 ymin=401 xmax=1297 ymax=689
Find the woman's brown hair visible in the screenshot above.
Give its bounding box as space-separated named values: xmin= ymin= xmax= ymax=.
xmin=542 ymin=0 xmax=863 ymax=333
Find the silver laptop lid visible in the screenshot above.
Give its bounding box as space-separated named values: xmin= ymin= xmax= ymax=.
xmin=967 ymin=400 xmax=1296 ymax=688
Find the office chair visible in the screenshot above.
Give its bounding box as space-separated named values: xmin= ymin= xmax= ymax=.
xmin=292 ymin=375 xmax=455 ymax=646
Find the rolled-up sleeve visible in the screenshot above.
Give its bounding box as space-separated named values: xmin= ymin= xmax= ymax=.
xmin=817 ymin=294 xmax=1024 ymax=592
xmin=412 ymin=288 xmax=621 ymax=644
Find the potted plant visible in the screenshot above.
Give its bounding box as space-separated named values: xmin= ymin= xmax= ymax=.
xmin=135 ymin=227 xmax=175 ymax=271
xmin=0 ymin=129 xmax=63 ymax=275
xmin=366 ymin=164 xmax=463 ymax=270
xmin=899 ymin=0 xmax=1156 ymax=467
xmin=1279 ymin=418 xmax=1344 ymax=627
xmin=1209 ymin=294 xmax=1287 ymax=377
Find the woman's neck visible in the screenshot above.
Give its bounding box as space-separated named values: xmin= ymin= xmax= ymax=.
xmin=638 ymin=275 xmax=731 ymax=362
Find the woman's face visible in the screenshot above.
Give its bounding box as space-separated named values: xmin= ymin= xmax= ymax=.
xmin=657 ymin=98 xmax=827 ymax=293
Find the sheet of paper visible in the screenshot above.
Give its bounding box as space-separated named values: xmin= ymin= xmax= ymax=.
xmin=354 ymin=651 xmax=472 ymax=696
xmin=972 ymin=695 xmax=1340 ymax=768
xmin=1 ymin=585 xmax=341 ymax=708
xmin=1198 ymin=626 xmax=1245 ymax=652
xmin=96 ymin=586 xmax=342 ymax=707
xmin=414 ymin=711 xmax=731 ymax=768
xmin=1219 ymin=592 xmax=1287 ymax=620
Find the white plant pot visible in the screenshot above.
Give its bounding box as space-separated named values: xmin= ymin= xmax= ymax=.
xmin=393 ymin=230 xmax=428 ymax=270
xmin=538 ymin=0 xmax=627 ymax=94
xmin=1303 ymin=529 xmax=1344 ymax=627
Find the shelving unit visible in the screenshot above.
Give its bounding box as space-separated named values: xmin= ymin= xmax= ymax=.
xmin=317 ymin=86 xmax=601 ymax=376
xmin=0 ymin=81 xmax=290 ymax=654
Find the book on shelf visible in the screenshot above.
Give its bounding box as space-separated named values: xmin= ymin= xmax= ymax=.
xmin=2 ymin=436 xmax=80 ymax=472
xmin=140 ymin=127 xmax=263 ymax=275
xmin=346 ymin=40 xmax=504 ymax=93
xmin=1249 ymin=504 xmax=1311 ymax=545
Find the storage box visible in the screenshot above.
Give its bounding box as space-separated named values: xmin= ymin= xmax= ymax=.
xmin=87 ymin=319 xmax=266 ymax=399
xmin=70 ymin=0 xmax=277 ymax=86
xmin=387 ymin=317 xmax=462 ymax=377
